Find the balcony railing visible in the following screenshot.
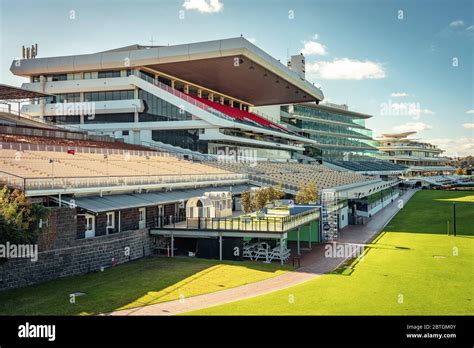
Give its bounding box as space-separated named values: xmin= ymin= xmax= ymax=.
xmin=154 ymin=207 xmax=320 ymax=233
xmin=0 ymin=172 xmax=247 ymax=191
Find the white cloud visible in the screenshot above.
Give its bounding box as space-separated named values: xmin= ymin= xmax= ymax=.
xmin=449 ymin=20 xmax=465 ymax=27
xmin=463 ymin=123 xmax=474 ymax=129
xmin=390 ymin=92 xmax=409 ymax=97
xmin=466 ymin=25 xmax=474 ymax=31
xmin=429 ymin=137 xmax=474 ymax=157
xmin=466 ymin=109 xmax=474 ymax=114
xmin=301 ymin=40 xmax=328 ymax=56
xmin=182 ymin=0 xmax=223 ymax=13
xmin=420 ymin=109 xmax=435 ymax=115
xmin=306 ymin=58 xmax=385 ymax=80
xmin=393 ymin=122 xmax=432 ymax=133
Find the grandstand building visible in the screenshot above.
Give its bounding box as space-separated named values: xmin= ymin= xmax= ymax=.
xmin=0 ymin=40 xmax=408 ymax=288
xmin=10 ymin=38 xmax=325 ymax=161
xmin=377 ymin=132 xmax=454 ymax=175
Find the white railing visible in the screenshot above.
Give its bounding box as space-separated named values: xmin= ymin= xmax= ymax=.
xmin=0 ymin=141 xmax=164 ymax=158
xmin=21 ymin=173 xmax=247 ymax=191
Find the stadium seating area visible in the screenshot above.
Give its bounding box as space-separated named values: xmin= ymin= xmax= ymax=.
xmin=188 ymin=94 xmax=289 ymax=133
xmin=0 ymin=133 xmax=151 ymax=152
xmin=206 ymin=160 xmax=375 ymax=190
xmin=0 ymin=149 xmax=230 ymax=178
xmin=410 ymin=175 xmax=472 ymax=186
xmin=327 ymin=160 xmax=407 ymax=172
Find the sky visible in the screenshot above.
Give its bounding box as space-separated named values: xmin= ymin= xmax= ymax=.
xmin=0 ymin=0 xmax=473 ymax=156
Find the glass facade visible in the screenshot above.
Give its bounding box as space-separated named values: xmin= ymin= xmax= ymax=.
xmin=84 ymin=90 xmax=134 ymax=102
xmin=281 ymin=104 xmax=380 ymax=160
xmin=138 ymin=89 xmax=192 ymax=122
xmin=84 ymin=113 xmax=134 ymax=124
xmin=152 ymin=129 xmax=206 ymax=152
xmin=56 ymin=93 xmax=81 ymax=103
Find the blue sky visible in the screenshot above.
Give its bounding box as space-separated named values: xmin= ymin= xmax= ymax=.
xmin=0 ymin=0 xmax=472 ymax=156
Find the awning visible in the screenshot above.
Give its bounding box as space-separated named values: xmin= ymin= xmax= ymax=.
xmin=0 ymin=83 xmax=52 ymax=101
xmin=71 ymin=184 xmax=255 ymax=213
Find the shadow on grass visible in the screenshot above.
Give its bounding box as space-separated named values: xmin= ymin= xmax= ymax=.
xmin=328 ymin=232 xmax=412 ymax=277
xmin=0 ymin=256 xmax=289 ymax=316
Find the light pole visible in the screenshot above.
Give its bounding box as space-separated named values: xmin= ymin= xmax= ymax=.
xmin=49 ymin=159 xmax=54 ymax=187
xmin=103 ymin=154 xmax=109 ymax=176
xmin=453 ymin=202 xmax=457 ymax=237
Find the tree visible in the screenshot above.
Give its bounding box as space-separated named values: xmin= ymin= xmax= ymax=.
xmin=240 ymin=191 xmax=254 ymax=214
xmin=0 ymin=186 xmax=50 ymax=245
xmin=455 ymin=167 xmax=464 ymax=175
xmin=295 ymin=182 xmax=319 ymax=204
xmin=253 ymin=188 xmax=269 ymax=211
xmin=266 ymin=184 xmax=285 ymax=201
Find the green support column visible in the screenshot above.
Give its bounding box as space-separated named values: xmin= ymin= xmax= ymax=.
xmin=170 ymin=233 xmax=174 ymax=257
xmin=308 ymin=223 xmax=311 ymax=249
xmin=297 ymin=227 xmax=300 ymax=255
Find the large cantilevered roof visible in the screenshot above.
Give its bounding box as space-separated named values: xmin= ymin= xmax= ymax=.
xmin=10 ymin=37 xmax=324 ymax=106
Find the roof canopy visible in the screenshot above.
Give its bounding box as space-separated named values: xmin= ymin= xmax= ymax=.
xmin=72 ymin=184 xmax=254 ymax=213
xmin=0 ymin=84 xmax=51 ymax=101
xmin=379 ymin=131 xmax=417 ymax=139
xmin=11 ymin=38 xmax=324 ymax=106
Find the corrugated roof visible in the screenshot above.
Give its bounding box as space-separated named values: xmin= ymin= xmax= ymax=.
xmin=73 ymin=184 xmax=255 ymax=213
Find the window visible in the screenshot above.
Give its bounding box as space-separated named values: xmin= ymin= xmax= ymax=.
xmin=98 ymin=70 xmax=121 ymax=79
xmin=67 ymin=73 xmax=82 ymax=80
xmin=49 ymin=74 xmax=67 ymax=81
xmin=139 ymin=208 xmax=146 ymax=229
xmin=83 ymin=90 xmax=133 ymax=102
xmin=106 ymin=212 xmax=115 ymax=234
xmin=85 ymin=214 xmax=95 ymax=238
xmin=122 ymin=130 xmax=129 ymax=136
xmin=84 ymin=71 xmax=98 ymax=79
xmin=57 ymin=93 xmax=80 ymax=103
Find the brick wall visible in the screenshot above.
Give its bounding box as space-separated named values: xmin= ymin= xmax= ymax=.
xmin=0 ymin=229 xmax=154 ymax=291
xmin=0 ymin=207 xmax=154 ymax=291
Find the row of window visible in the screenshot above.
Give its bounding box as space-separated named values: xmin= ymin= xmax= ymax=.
xmin=284 ymin=105 xmax=366 ymax=128
xmin=32 ymin=70 xmax=132 ymax=82
xmin=85 ymin=209 xmax=147 ymax=238
xmin=84 ymin=90 xmax=134 ymax=102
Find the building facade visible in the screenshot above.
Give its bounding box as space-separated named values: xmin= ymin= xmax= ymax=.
xmin=11 ymin=38 xmax=325 ymax=161
xmin=377 ymin=132 xmax=454 ymax=175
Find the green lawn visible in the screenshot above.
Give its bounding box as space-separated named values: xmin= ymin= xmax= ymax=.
xmin=0 ymin=257 xmax=290 ymax=315
xmin=189 ymin=190 xmax=474 ymax=315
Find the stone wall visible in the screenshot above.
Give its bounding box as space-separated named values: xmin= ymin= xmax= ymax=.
xmin=0 ymin=208 xmax=155 ymax=291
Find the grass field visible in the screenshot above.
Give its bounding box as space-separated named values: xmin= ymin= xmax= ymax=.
xmin=189 ymin=190 xmax=474 ymax=315
xmin=0 ymin=257 xmax=290 ymax=315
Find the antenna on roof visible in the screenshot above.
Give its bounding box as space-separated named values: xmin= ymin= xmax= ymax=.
xmin=22 ymin=43 xmax=38 ymax=59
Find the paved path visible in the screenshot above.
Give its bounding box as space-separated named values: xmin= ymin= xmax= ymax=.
xmin=107 ymin=189 xmax=417 ymax=316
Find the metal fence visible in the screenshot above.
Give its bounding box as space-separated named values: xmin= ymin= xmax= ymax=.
xmin=154 ymin=207 xmax=319 ymax=233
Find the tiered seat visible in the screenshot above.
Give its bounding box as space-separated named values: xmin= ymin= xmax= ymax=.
xmin=329 ymin=160 xmax=406 ymax=172
xmin=0 ymin=149 xmax=232 ymax=179
xmin=205 ymin=160 xmax=374 ymax=190
xmin=0 ymin=133 xmax=153 ymax=152
xmin=188 ymin=95 xmax=289 ymax=133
